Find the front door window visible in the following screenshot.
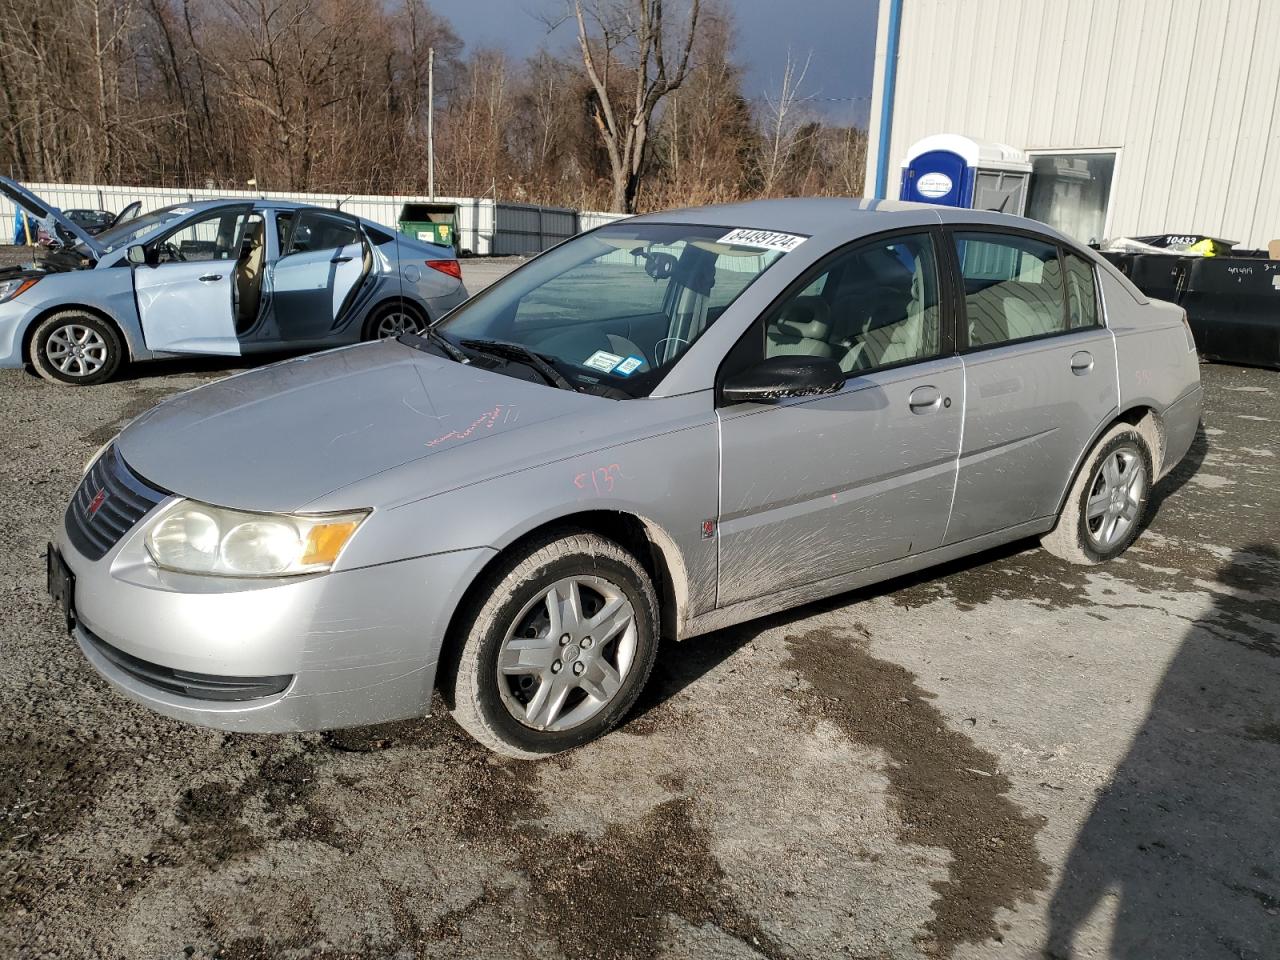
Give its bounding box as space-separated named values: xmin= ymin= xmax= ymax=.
xmin=158 ymin=208 xmax=251 ymax=263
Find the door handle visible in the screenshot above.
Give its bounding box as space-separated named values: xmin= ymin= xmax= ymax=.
xmin=331 ymin=255 xmax=353 ymax=263
xmin=198 ymin=273 xmax=222 ymax=282
xmin=1070 ymin=350 xmax=1094 ymax=375
xmin=908 ymin=384 xmax=942 ymax=413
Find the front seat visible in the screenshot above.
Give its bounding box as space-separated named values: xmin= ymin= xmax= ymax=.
xmin=235 ymin=220 xmax=265 ymax=330
xmin=767 ymin=297 xmax=834 ymax=357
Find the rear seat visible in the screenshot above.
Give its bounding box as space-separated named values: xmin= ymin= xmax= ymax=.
xmin=964 ymin=278 xmax=1064 ymax=347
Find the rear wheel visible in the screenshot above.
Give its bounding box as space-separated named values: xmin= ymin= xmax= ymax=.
xmin=364 ymin=300 xmax=426 ymax=340
xmin=444 ymin=530 xmax=660 ymax=759
xmin=29 ymin=311 xmax=123 ymax=386
xmin=1042 ymin=424 xmax=1153 ymax=565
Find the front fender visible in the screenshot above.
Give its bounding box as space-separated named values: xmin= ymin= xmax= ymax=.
xmin=332 ymin=418 xmax=721 ymax=621
xmin=0 ymin=266 xmax=147 ymax=362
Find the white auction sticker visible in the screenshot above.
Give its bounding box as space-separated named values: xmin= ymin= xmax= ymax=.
xmin=717 ymin=228 xmax=807 ymax=253
xmin=583 ymin=350 xmax=623 ymax=373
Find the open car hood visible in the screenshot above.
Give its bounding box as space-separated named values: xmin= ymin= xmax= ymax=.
xmin=0 ymin=176 xmax=104 ymax=257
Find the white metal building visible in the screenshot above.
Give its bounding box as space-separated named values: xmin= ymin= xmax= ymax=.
xmin=863 ymin=0 xmax=1280 ymax=249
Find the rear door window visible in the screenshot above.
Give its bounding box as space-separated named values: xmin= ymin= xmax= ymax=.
xmin=284 ymin=210 xmax=361 ymax=256
xmin=953 ymin=232 xmax=1065 ymax=348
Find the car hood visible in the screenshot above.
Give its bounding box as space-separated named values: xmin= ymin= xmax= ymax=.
xmin=0 ymin=176 xmax=105 ymax=258
xmin=116 ymin=342 xmax=604 ymax=513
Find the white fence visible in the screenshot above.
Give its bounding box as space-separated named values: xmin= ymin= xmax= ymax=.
xmin=0 ymin=181 xmax=628 ymax=256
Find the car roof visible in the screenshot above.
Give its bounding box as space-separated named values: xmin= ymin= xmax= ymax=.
xmin=625 ymin=196 xmax=1074 ymax=247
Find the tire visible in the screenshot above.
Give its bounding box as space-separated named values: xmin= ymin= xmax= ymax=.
xmin=1041 ymin=424 xmax=1154 ymax=566
xmin=444 ymin=530 xmax=660 ymax=759
xmin=29 ymin=310 xmax=124 ymax=386
xmin=363 ymin=300 xmax=426 ymax=341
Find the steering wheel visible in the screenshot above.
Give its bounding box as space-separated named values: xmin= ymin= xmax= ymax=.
xmin=160 ymin=240 xmax=186 ymax=262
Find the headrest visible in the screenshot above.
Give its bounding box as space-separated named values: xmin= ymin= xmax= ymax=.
xmin=775 ymin=296 xmax=832 ymax=340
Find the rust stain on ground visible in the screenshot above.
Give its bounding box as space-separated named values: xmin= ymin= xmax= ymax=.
xmin=784 ymin=625 xmax=1050 ymax=957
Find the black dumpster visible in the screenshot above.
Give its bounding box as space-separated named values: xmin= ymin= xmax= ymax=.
xmin=1128 ymin=255 xmax=1186 ymax=304
xmin=1182 ymin=258 xmax=1280 ymax=369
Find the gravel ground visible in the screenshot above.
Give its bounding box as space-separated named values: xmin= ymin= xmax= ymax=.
xmin=0 ymin=251 xmax=1277 ymax=959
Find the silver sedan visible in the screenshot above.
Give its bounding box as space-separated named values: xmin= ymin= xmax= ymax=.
xmin=50 ymin=199 xmax=1203 ymax=757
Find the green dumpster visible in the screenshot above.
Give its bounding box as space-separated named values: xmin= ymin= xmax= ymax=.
xmin=398 ymin=202 xmax=457 ymax=249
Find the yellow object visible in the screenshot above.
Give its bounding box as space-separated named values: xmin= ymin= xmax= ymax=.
xmin=301 ymin=520 xmax=362 ymax=566
xmin=1187 ymin=238 xmax=1228 ymax=257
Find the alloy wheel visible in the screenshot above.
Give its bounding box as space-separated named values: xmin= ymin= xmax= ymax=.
xmin=45 ymin=324 xmax=109 ymax=378
xmin=1084 ymin=446 xmax=1147 ymax=550
xmin=374 ymin=310 xmax=423 ymax=338
xmin=496 ymin=575 xmax=638 ymax=732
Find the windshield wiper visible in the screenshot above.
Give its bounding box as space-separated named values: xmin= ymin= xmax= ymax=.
xmin=398 ymin=329 xmax=470 ymax=364
xmin=460 ymin=338 xmax=577 ymax=391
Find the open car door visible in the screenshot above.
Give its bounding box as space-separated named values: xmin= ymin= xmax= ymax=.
xmin=109 ymin=200 xmax=142 ymax=230
xmin=269 ymin=209 xmax=370 ymax=341
xmin=134 ymin=205 xmax=252 ymax=355
xmin=0 ymin=176 xmax=105 ymax=258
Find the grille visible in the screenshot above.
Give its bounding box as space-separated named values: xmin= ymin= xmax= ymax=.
xmin=83 ymin=627 xmax=292 ymax=702
xmin=65 ymin=446 xmax=167 ymax=560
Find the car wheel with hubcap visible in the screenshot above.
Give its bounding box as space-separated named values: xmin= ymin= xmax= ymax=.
xmin=1042 ymin=423 xmax=1154 ymax=565
xmin=445 ymin=530 xmax=660 ymax=759
xmin=365 ymin=302 xmax=426 ymax=340
xmin=29 ymin=310 xmax=123 ymax=386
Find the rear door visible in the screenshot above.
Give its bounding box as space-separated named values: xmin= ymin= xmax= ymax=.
xmin=135 ymin=205 xmax=251 ymax=355
xmin=944 ymin=229 xmax=1119 ymax=543
xmin=716 ymin=230 xmax=963 ymax=607
xmin=268 ymin=209 xmax=369 ymax=341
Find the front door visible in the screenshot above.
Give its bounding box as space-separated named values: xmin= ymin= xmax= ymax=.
xmin=944 ymin=230 xmax=1119 ymax=544
xmin=268 ymin=209 xmax=368 ymax=342
xmin=136 ymin=205 xmax=252 ymax=355
xmin=716 ymin=231 xmax=963 ymax=608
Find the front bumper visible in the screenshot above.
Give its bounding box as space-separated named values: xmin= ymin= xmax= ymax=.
xmin=58 ymin=515 xmax=494 ymax=732
xmin=0 ymin=298 xmax=39 ymax=368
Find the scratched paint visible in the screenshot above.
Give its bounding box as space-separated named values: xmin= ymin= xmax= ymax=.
xmin=425 ymin=405 xmax=505 ymax=448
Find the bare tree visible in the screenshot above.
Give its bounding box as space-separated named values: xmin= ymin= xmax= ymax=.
xmin=0 ymin=0 xmax=865 ymax=212
xmin=569 ymin=0 xmax=701 ymax=213
xmin=759 ymin=48 xmax=812 ymax=196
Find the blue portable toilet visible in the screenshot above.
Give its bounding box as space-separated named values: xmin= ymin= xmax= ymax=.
xmin=900 ymin=134 xmax=1032 ymax=215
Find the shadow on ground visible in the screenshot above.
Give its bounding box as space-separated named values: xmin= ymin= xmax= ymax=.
xmin=1045 ymin=543 xmax=1280 ymax=958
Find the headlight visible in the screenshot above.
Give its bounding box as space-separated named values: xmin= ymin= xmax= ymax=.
xmin=0 ymin=276 xmax=40 ymax=303
xmin=144 ymin=499 xmax=368 ymax=577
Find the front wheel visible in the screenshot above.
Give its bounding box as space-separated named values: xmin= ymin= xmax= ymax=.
xmin=444 ymin=531 xmax=660 ymax=759
xmin=1041 ymin=424 xmax=1154 ymax=565
xmin=29 ymin=311 xmax=124 ymax=385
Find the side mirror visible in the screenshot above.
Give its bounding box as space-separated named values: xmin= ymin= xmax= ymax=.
xmin=126 ymin=244 xmax=152 ymax=267
xmin=721 ymin=355 xmax=846 ymax=404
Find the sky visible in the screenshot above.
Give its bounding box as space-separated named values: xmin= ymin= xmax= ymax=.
xmin=432 ymin=0 xmax=880 ymax=127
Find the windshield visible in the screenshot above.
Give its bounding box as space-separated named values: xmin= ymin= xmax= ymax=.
xmin=94 ymin=205 xmax=192 ymax=253
xmin=437 ymin=222 xmax=793 ymax=397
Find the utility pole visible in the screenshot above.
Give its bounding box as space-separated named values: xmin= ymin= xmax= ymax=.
xmin=427 ymin=46 xmax=435 ymax=200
